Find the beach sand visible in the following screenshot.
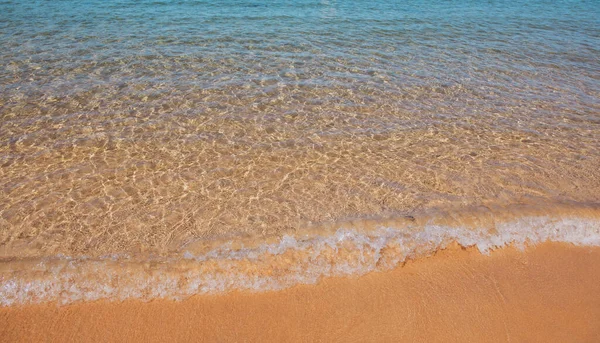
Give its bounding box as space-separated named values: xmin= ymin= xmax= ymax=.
xmin=2 ymin=241 xmax=599 ymax=342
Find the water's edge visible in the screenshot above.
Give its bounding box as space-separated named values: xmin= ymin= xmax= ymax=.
xmin=1 ymin=203 xmax=599 ymax=307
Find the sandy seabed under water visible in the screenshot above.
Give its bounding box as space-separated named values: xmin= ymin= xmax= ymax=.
xmin=1 ymin=241 xmax=599 ymax=342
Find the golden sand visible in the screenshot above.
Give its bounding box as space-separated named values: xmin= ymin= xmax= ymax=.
xmin=2 ymin=241 xmax=599 ymax=342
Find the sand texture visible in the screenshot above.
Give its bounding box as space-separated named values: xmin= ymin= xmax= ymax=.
xmin=1 ymin=242 xmax=599 ymax=342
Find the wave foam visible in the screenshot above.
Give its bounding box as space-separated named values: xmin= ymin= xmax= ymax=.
xmin=1 ymin=214 xmax=599 ymax=307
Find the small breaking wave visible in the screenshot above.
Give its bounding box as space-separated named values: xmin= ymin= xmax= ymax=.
xmin=1 ymin=204 xmax=600 ymax=307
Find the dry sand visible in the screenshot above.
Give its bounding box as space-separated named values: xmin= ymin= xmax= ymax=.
xmin=1 ymin=241 xmax=599 ymax=342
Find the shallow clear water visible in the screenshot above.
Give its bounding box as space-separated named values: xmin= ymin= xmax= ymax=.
xmin=1 ymin=0 xmax=600 ymax=305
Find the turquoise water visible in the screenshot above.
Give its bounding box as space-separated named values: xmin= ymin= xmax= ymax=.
xmin=2 ymin=0 xmax=599 ymax=104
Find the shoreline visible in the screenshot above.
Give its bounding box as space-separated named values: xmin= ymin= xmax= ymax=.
xmin=1 ymin=203 xmax=599 ymax=306
xmin=2 ymin=241 xmax=600 ymax=342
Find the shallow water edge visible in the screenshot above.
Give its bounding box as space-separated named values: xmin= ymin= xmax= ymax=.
xmin=1 ymin=202 xmax=599 ymax=307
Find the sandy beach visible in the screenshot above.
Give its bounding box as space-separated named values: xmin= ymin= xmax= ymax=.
xmin=2 ymin=0 xmax=600 ymax=341
xmin=2 ymin=241 xmax=599 ymax=342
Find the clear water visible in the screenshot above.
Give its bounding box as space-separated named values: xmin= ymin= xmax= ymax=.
xmin=1 ymin=0 xmax=600 ymax=305
xmin=3 ymin=0 xmax=599 ymax=98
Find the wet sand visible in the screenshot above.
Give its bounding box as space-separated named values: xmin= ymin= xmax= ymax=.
xmin=2 ymin=241 xmax=599 ymax=342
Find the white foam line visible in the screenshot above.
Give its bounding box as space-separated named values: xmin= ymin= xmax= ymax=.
xmin=1 ymin=216 xmax=599 ymax=307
